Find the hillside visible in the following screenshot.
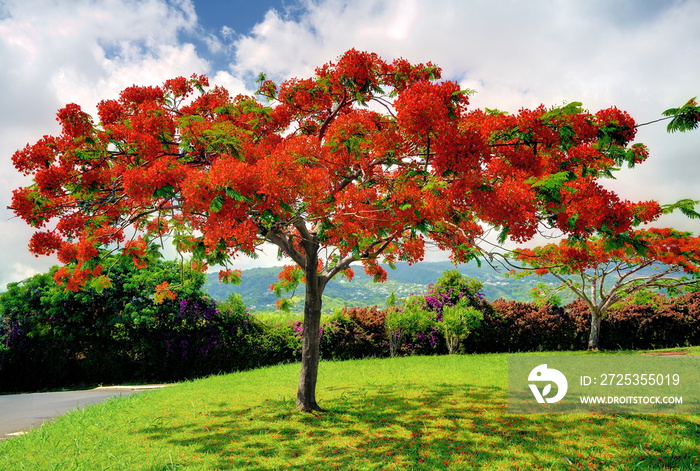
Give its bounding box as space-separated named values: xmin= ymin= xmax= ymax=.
xmin=204 ymin=261 xmax=556 ymax=312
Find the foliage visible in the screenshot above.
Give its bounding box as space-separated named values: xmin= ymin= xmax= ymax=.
xmin=0 ymin=261 xmax=266 ymax=392
xmin=529 ymin=282 xmax=564 ymax=307
xmin=567 ymin=293 xmax=700 ymax=350
xmin=4 ymin=260 xmax=700 ymax=393
xmin=257 ymin=319 xmax=303 ymax=365
xmin=385 ymin=295 xmax=436 ymax=357
xmin=471 ymin=299 xmax=586 ymax=352
xmin=662 ymin=97 xmax=700 ymax=133
xmin=423 ymin=270 xmax=490 ymax=354
xmin=464 ymin=293 xmax=700 ymax=353
xmin=320 ymin=306 xmax=389 ymax=360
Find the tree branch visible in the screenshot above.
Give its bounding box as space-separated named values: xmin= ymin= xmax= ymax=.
xmin=264 ymin=230 xmax=307 ymax=269
xmin=318 ymin=93 xmax=349 ymax=141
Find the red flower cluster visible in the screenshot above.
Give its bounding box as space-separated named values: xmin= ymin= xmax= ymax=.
xmin=9 ymin=49 xmax=678 ymax=295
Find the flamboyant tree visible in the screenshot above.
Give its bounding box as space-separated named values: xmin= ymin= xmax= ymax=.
xmin=513 ymin=228 xmax=700 ymax=349
xmin=10 ymin=49 xmax=672 ymax=410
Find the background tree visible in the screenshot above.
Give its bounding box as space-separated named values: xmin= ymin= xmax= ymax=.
xmin=10 ymin=49 xmax=671 ymax=411
xmin=512 ymin=228 xmax=700 ymax=349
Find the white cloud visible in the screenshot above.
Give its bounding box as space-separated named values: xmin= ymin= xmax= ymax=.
xmin=2 ymin=262 xmax=43 ymax=288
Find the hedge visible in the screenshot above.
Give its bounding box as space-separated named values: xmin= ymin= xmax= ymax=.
xmin=3 ymin=283 xmax=700 ymax=392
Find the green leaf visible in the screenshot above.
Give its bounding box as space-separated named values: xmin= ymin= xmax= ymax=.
xmin=604 ymin=233 xmax=649 ymax=255
xmin=453 ymin=88 xmax=476 ymax=97
xmin=567 ymin=214 xmax=579 ymax=230
xmin=526 ymin=171 xmax=571 ymax=190
xmin=209 ymin=194 xmax=224 ymax=213
xmin=662 ymin=199 xmax=700 ymax=219
xmin=484 ymin=108 xmax=508 ymax=116
xmin=662 ymin=97 xmax=700 ymax=133
xmin=153 ymin=184 xmax=176 ymax=199
xmin=541 ymin=101 xmax=584 ymax=120
xmin=276 ymin=297 xmax=294 ymax=312
xmin=497 ymin=226 xmax=509 ymax=245
xmin=89 ymin=275 xmax=113 ymax=294
xmin=224 ymin=187 xmax=248 ymax=202
xmin=219 ymin=269 xmax=242 ymax=285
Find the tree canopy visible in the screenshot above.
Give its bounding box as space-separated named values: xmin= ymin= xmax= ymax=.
xmin=10 ymin=49 xmax=677 ymax=410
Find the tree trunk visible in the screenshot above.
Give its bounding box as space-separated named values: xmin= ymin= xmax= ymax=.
xmin=588 ymin=310 xmax=602 ymax=351
xmin=296 ymin=245 xmax=325 ymax=412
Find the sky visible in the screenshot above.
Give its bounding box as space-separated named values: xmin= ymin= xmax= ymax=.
xmin=1 ymin=0 xmax=699 ymax=288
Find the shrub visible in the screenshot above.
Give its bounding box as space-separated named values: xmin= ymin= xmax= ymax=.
xmin=126 ymin=294 xmax=277 ymax=381
xmin=423 ymin=271 xmax=491 ymax=353
xmin=0 ymin=261 xmax=277 ymax=392
xmin=425 ymin=270 xmax=487 ymax=315
xmin=438 ymin=299 xmax=483 ymax=354
xmin=386 ymin=296 xmax=436 ymax=357
xmin=320 ymin=306 xmax=389 ymax=360
xmin=254 ymin=320 xmax=302 ymax=366
xmin=668 ymin=292 xmax=700 ymax=346
xmin=469 ymin=299 xmax=582 ymax=352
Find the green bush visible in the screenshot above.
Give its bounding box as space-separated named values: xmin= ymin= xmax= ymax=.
xmin=438 ymin=299 xmax=483 ymax=354
xmin=386 ymin=295 xmax=436 ymax=357
xmin=4 ymin=262 xmax=700 ymax=394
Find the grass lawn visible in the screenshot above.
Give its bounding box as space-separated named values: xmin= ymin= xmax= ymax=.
xmin=1 ymin=349 xmax=699 ymax=470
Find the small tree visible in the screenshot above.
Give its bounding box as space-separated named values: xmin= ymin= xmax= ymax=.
xmin=513 ymin=228 xmax=700 ymax=350
xmin=438 ymin=298 xmax=483 ymax=354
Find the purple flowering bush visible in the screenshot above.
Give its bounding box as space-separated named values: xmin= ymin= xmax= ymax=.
xmin=385 ymin=296 xmax=441 ymax=357
xmin=420 ymin=270 xmax=488 ymax=354
xmin=131 ymin=295 xmax=267 ymax=381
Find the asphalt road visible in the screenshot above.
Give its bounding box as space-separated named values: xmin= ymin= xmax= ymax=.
xmin=0 ymin=386 xmax=164 ymax=439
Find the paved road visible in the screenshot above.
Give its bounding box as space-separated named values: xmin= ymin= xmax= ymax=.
xmin=0 ymin=386 xmax=164 ymax=439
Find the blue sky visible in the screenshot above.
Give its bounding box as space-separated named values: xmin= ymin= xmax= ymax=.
xmin=194 ymin=0 xmax=285 ymax=35
xmin=184 ymin=0 xmax=301 ymax=71
xmin=1 ymin=0 xmax=699 ymax=287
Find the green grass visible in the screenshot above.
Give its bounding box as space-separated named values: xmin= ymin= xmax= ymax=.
xmin=2 ymin=350 xmax=699 ymax=470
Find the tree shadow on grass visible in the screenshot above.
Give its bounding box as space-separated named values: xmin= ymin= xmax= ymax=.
xmin=137 ymin=382 xmax=700 ymax=470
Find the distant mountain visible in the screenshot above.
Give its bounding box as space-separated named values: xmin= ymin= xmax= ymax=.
xmin=204 ymin=261 xmax=557 ymax=312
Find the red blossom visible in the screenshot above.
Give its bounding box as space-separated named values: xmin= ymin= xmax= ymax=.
xmin=56 ymin=103 xmax=94 ymax=138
